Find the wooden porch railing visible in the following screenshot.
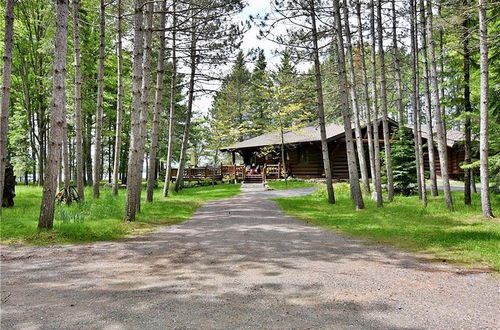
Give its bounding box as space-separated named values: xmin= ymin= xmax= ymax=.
xmin=169 ymin=163 xmax=283 ymax=182
xmin=263 ymin=163 xmax=281 ymax=180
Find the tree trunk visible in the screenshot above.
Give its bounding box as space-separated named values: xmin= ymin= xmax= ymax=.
xmin=112 ymin=0 xmax=124 ymax=196
xmin=370 ymin=0 xmax=383 ymax=207
xmin=418 ymin=0 xmax=438 ymax=197
xmin=426 ymin=0 xmax=453 ymax=211
xmin=355 ymin=1 xmax=376 ymax=184
xmin=462 ymin=0 xmax=472 ymax=206
xmin=124 ymin=0 xmax=145 ymax=221
xmin=146 ymin=0 xmax=167 ymax=202
xmin=92 ymin=0 xmax=105 ymax=198
xmin=108 ymin=128 xmax=112 ymax=182
xmin=310 ymin=0 xmax=335 ymax=204
xmin=334 ymin=0 xmax=364 ymax=209
xmin=410 ymin=0 xmax=427 ymax=206
xmin=72 ymin=0 xmax=84 ymax=201
xmin=133 ymin=2 xmax=154 ymax=211
xmin=174 ymin=13 xmax=197 ymax=193
xmin=376 ymin=0 xmax=394 ymax=201
xmin=280 ymin=126 xmax=287 ymax=185
xmin=343 ymin=0 xmax=370 ymax=195
xmin=391 ymin=0 xmax=404 ymax=125
xmin=163 ymin=0 xmax=177 ymax=197
xmin=438 ymin=4 xmax=446 ymax=129
xmin=478 ymin=0 xmax=493 ymax=217
xmin=63 ymin=107 xmax=71 ymax=204
xmin=0 ymin=0 xmax=14 ymax=216
xmin=124 ymin=2 xmax=154 ymax=213
xmin=38 ymin=0 xmax=69 ymax=228
xmin=85 ymin=115 xmax=93 ymax=186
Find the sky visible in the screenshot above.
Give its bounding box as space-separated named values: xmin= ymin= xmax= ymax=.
xmin=192 ymin=0 xmax=276 ymax=117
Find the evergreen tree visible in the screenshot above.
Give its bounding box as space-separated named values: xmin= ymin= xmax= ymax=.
xmin=391 ymin=128 xmax=418 ymax=196
xmin=248 ymin=49 xmax=272 ymax=136
xmin=210 ymin=50 xmax=251 ymax=146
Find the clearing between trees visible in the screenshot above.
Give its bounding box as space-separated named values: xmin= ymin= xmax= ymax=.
xmin=1 ymin=185 xmax=497 ymax=329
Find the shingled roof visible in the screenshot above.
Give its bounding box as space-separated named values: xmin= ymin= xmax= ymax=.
xmin=221 ymin=121 xmax=464 ymax=151
xmin=418 ymin=125 xmax=465 ymax=148
xmin=221 ymin=123 xmax=345 ymax=151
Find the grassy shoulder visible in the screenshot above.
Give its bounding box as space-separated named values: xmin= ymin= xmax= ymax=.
xmin=274 ymin=184 xmax=500 ymax=271
xmin=0 ymin=183 xmax=241 ymax=245
xmin=266 ymin=180 xmax=317 ymax=190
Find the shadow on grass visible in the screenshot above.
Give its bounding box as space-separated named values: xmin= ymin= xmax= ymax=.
xmin=273 ymin=187 xmax=500 ymax=270
xmin=1 ymin=193 xmax=497 ymax=329
xmin=0 ymin=184 xmax=242 ymax=245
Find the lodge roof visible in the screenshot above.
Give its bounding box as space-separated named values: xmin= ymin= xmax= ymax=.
xmin=221 ymin=121 xmax=464 ymax=151
xmin=221 ymin=123 xmax=345 ymax=151
xmin=418 ymin=125 xmax=465 ymax=149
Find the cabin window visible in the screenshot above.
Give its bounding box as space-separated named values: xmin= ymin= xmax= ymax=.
xmin=298 ymin=149 xmax=309 ymax=164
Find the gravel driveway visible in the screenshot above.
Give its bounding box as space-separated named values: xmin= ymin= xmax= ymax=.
xmin=1 ymin=184 xmax=498 ymax=329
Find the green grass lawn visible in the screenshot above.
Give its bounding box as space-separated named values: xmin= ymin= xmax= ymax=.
xmin=266 ymin=180 xmax=317 ymax=190
xmin=274 ymin=183 xmax=500 ymax=271
xmin=0 ymin=183 xmax=241 ymax=245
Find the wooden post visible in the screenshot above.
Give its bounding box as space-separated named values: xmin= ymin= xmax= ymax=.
xmin=262 ymin=164 xmax=267 ymax=183
xmin=231 ymin=151 xmax=236 ymax=165
xmin=278 ymin=162 xmax=282 ymax=179
xmin=233 ymin=164 xmax=237 ymax=183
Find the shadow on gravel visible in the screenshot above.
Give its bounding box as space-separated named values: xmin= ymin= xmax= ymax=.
xmin=1 ymin=190 xmax=497 ymax=329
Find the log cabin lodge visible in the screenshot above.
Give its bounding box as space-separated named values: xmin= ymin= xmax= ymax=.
xmin=218 ymin=120 xmax=466 ymax=183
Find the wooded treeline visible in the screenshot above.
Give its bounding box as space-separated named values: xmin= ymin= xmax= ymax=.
xmin=0 ymin=0 xmax=498 ymax=226
xmin=210 ymin=0 xmax=499 ymax=216
xmin=0 ymin=0 xmax=245 ymax=225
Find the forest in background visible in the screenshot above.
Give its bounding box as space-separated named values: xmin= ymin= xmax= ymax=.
xmin=0 ymin=0 xmax=498 ymax=229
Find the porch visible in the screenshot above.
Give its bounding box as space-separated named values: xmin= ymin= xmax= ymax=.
xmin=169 ymin=163 xmax=285 ymax=183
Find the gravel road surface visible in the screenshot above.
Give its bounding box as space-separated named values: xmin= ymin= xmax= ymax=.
xmin=1 ymin=184 xmax=498 ymax=329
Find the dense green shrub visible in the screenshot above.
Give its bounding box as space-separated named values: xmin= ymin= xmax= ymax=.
xmin=390 ymin=128 xmax=417 ymax=196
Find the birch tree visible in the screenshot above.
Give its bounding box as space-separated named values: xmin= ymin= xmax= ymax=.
xmin=146 ymin=0 xmax=167 ymax=202
xmin=124 ymin=0 xmax=145 ymax=221
xmin=355 ymin=1 xmax=376 ymax=183
xmin=310 ymin=0 xmax=335 ymax=204
xmin=419 ymin=0 xmax=438 ymax=197
xmin=163 ymin=0 xmax=178 ymax=197
xmin=343 ymin=0 xmax=370 ymax=195
xmin=426 ymin=0 xmax=454 ymax=210
xmin=370 ymin=0 xmax=383 ymax=207
xmin=410 ymin=0 xmax=427 ymax=205
xmin=92 ymin=0 xmax=105 ymax=198
xmin=333 ymin=0 xmax=364 ymax=209
xmin=391 ymin=0 xmax=404 ymax=125
xmin=173 ymin=0 xmax=244 ymax=192
xmin=72 ymin=0 xmax=84 ymax=201
xmin=112 ymin=0 xmax=124 ymax=196
xmin=174 ymin=10 xmax=197 ymax=192
xmin=376 ymin=0 xmax=394 ymax=201
xmin=462 ymin=1 xmax=472 ymax=205
xmin=0 ymin=0 xmax=14 ymax=215
xmin=132 ymin=2 xmax=154 ymax=210
xmin=478 ymin=0 xmax=493 ymax=217
xmin=38 ymin=0 xmax=69 ymax=228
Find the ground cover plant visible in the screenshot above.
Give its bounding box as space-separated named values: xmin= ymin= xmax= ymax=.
xmin=0 ymin=184 xmax=241 ymax=245
xmin=274 ymin=183 xmax=500 ymax=271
